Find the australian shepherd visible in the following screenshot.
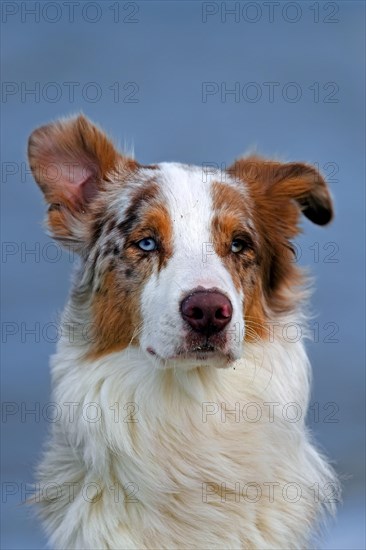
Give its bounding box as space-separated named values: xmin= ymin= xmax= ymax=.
xmin=28 ymin=115 xmax=338 ymax=549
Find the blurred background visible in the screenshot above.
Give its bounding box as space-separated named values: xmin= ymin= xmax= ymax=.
xmin=1 ymin=1 xmax=365 ymax=548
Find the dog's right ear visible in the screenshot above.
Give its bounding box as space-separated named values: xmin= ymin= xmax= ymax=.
xmin=28 ymin=114 xmax=136 ymax=250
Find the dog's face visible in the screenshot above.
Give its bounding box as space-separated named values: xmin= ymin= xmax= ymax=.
xmin=28 ymin=116 xmax=333 ymax=369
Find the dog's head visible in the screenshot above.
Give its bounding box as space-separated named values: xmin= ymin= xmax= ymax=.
xmin=28 ymin=115 xmax=333 ymax=369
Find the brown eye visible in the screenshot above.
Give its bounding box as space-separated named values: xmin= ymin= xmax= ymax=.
xmin=231 ymin=239 xmax=246 ymax=253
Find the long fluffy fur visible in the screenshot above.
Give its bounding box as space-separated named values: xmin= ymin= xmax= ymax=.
xmin=36 ymin=319 xmax=338 ymax=549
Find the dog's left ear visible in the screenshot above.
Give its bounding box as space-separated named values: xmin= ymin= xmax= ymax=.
xmin=229 ymin=156 xmax=334 ymax=226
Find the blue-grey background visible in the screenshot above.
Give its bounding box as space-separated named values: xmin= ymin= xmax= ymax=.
xmin=1 ymin=1 xmax=365 ymax=548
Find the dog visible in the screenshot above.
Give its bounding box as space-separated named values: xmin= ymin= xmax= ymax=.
xmin=28 ymin=115 xmax=338 ymax=549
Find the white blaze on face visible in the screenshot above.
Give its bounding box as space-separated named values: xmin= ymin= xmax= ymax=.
xmin=140 ymin=163 xmax=245 ymax=368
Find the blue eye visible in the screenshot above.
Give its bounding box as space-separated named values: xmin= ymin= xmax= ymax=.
xmin=231 ymin=239 xmax=245 ymax=253
xmin=137 ymin=238 xmax=157 ymax=252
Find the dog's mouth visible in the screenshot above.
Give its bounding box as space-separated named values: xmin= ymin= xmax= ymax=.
xmin=146 ymin=329 xmax=239 ymax=367
xmin=180 ymin=343 xmax=222 ymax=360
xmin=190 ymin=342 xmax=215 ymax=353
xmin=147 ymin=342 xmax=234 ymax=365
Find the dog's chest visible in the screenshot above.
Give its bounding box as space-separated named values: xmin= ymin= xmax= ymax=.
xmin=105 ymin=389 xmax=277 ymax=549
xmin=107 ymin=373 xmax=273 ymax=504
xmin=48 ymin=348 xmax=322 ymax=549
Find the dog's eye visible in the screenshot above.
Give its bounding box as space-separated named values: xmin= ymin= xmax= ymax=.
xmin=137 ymin=238 xmax=157 ymax=252
xmin=231 ymin=239 xmax=247 ymax=253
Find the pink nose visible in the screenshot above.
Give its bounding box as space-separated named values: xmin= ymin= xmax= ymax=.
xmin=180 ymin=290 xmax=233 ymax=335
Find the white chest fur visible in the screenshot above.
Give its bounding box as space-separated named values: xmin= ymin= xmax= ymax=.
xmin=38 ymin=336 xmax=336 ymax=549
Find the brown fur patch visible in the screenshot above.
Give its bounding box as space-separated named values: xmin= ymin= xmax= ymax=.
xmin=228 ymin=157 xmax=310 ymax=317
xmin=88 ymin=269 xmax=142 ymax=358
xmin=213 ymin=156 xmax=332 ymax=342
xmin=211 ymin=182 xmax=266 ymax=340
xmin=126 ymin=205 xmax=173 ymax=270
xmin=116 ymin=183 xmax=160 ymax=237
xmin=88 ymin=183 xmax=173 ymax=359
